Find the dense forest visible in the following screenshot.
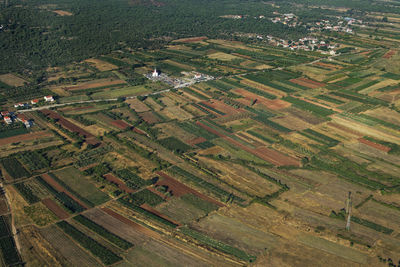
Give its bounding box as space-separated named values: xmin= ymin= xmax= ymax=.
xmin=0 ymin=0 xmax=307 ymax=73
xmin=1 ymin=0 xmax=399 ymax=73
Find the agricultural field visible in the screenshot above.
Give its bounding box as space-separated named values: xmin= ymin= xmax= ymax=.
xmin=2 ymin=8 xmax=400 ymax=266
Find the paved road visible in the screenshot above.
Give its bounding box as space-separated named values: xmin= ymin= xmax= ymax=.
xmin=17 ymin=88 xmax=172 ymax=113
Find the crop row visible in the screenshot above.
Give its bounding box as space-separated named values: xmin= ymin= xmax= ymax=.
xmin=118 ymin=198 xmax=177 ymax=228
xmin=283 ymin=96 xmax=335 ymax=117
xmin=36 ymin=176 xmax=85 ymax=213
xmin=0 ymin=157 xmax=30 ymax=179
xmin=13 ymin=182 xmax=40 ymax=204
xmin=16 ymin=151 xmax=50 ymax=171
xmin=314 ymin=95 xmax=345 ymax=105
xmin=48 ymin=172 xmax=94 ymax=208
xmin=180 ymin=227 xmax=256 ymax=262
xmin=301 ymin=129 xmax=339 ymax=147
xmin=73 ymin=215 xmax=133 ymax=250
xmin=114 ymin=169 xmax=148 ymax=190
xmin=169 ymin=166 xmax=243 ymax=203
xmin=57 ymin=221 xmax=122 ymax=265
xmin=178 ymin=122 xmax=219 ymax=140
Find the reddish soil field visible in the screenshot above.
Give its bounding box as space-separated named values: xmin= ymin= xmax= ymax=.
xmin=101 ymin=207 xmax=161 ymax=239
xmin=41 ymin=173 xmax=89 ymax=209
xmin=358 ymin=138 xmax=391 ymax=153
xmin=196 ymin=122 xmax=300 ymax=166
xmin=175 ymin=36 xmax=207 ymax=43
xmin=79 ymin=163 xmax=99 ymax=172
xmin=186 ymin=137 xmax=207 ymax=146
xmin=156 ymin=172 xmax=224 ymax=207
xmin=42 ymin=198 xmax=69 ymax=219
xmin=0 ymin=131 xmax=53 ymax=146
xmin=290 ymin=77 xmax=325 ymax=89
xmin=103 ymin=173 xmax=135 ymax=193
xmin=65 ymin=80 xmax=126 ymax=91
xmin=253 ymin=147 xmax=301 ymax=166
xmin=383 ymin=50 xmax=396 ymax=59
xmin=41 ymin=109 xmax=99 ymax=145
xmin=139 ymin=111 xmax=161 ymax=124
xmin=133 ymin=127 xmax=146 ymax=135
xmin=110 ymin=120 xmax=131 ymax=130
xmin=233 ymin=88 xmax=290 ymax=110
xmin=140 ymin=204 xmax=181 ymax=226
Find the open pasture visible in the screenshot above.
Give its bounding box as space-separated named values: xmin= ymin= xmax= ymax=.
xmin=84 ymin=58 xmax=118 ymax=71
xmin=0 ymin=73 xmax=27 ymax=87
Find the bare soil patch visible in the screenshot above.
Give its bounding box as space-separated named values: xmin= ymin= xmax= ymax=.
xmin=0 ymin=131 xmax=53 ymax=146
xmin=41 ymin=198 xmax=69 ymax=219
xmin=290 ymin=77 xmax=325 ymax=89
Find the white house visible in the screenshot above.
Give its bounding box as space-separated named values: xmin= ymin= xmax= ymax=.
xmin=44 ymin=96 xmax=54 ymax=102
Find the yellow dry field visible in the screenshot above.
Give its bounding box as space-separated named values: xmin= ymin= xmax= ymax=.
xmin=333 ymin=115 xmax=400 ymax=144
xmin=327 ymin=76 xmax=348 ymax=84
xmin=49 ymin=86 xmax=71 ymax=96
xmin=182 ymin=104 xmax=207 ymax=117
xmin=359 ymin=79 xmax=398 ymax=94
xmin=269 ymin=115 xmax=313 ymax=131
xmin=53 ymin=10 xmax=73 ymax=16
xmin=159 ymin=106 xmax=193 ymax=121
xmin=84 ymin=58 xmax=118 ymax=71
xmin=103 ymin=152 xmax=142 ymax=170
xmin=197 ymin=145 xmax=225 ymax=156
xmin=126 ymin=98 xmax=151 ymax=112
xmin=84 ymin=124 xmax=109 ymax=136
xmin=0 ymin=73 xmax=28 ymax=86
xmin=207 ymin=52 xmax=240 ymax=61
xmin=198 ymin=157 xmax=281 ymax=197
xmin=363 ymin=107 xmax=400 ymax=126
xmin=290 ymin=65 xmax=330 ymax=81
xmin=143 ymin=97 xmax=163 ymax=111
xmin=155 ymin=122 xmax=196 ymax=141
xmin=207 ymin=39 xmax=261 ymax=51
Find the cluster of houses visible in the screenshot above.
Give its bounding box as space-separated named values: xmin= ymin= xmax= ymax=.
xmin=271 ymin=13 xmax=299 ymax=27
xmin=13 ymin=95 xmax=54 ymax=109
xmin=0 ymin=111 xmax=32 ymax=128
xmin=256 ymin=35 xmax=338 ymax=55
xmin=306 ymin=17 xmax=361 ymax=33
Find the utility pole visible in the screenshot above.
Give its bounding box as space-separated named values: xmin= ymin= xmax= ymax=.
xmin=345 ymin=191 xmax=352 ymax=231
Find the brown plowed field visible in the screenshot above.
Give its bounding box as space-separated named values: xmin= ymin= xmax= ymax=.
xmin=327 ymin=122 xmax=363 ymax=137
xmin=42 ymin=198 xmax=69 ymax=219
xmin=101 ymin=207 xmax=161 ymax=239
xmin=110 ymin=120 xmax=130 ymax=130
xmin=196 ymin=122 xmax=300 ymax=166
xmin=233 ymin=88 xmax=290 ymax=110
xmin=290 ymin=78 xmax=325 ymax=89
xmin=187 ymin=137 xmax=207 ymax=146
xmin=140 ymin=203 xmax=181 ymax=226
xmin=41 ymin=109 xmax=99 ymax=145
xmin=65 ymin=80 xmax=126 ymax=91
xmin=0 ymin=131 xmax=53 ymax=146
xmin=383 ymin=50 xmax=396 ymax=59
xmin=358 ymin=138 xmax=391 ymax=153
xmin=156 ymin=172 xmax=224 ymax=207
xmin=103 ymin=173 xmax=135 ymax=193
xmin=41 ymin=173 xmax=89 ymax=209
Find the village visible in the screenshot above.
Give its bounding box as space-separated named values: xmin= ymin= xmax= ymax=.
xmin=146 ymin=68 xmax=214 ymax=88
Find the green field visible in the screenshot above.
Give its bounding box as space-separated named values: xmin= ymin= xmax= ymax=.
xmin=52 ymin=167 xmax=109 ymax=206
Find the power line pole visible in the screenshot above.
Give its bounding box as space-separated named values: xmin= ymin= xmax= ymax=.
xmin=345 ymin=191 xmax=352 ymax=231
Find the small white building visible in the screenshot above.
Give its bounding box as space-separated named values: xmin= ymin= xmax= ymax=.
xmin=3 ymin=116 xmax=12 ymax=124
xmin=152 ymin=68 xmax=159 ymax=78
xmin=44 ymin=95 xmax=54 ymax=102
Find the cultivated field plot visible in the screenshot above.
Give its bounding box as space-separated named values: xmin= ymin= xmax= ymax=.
xmin=0 ymin=73 xmax=27 ymax=86
xmin=84 ymin=58 xmax=118 ymax=71
xmin=51 ymin=167 xmax=109 ymax=206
